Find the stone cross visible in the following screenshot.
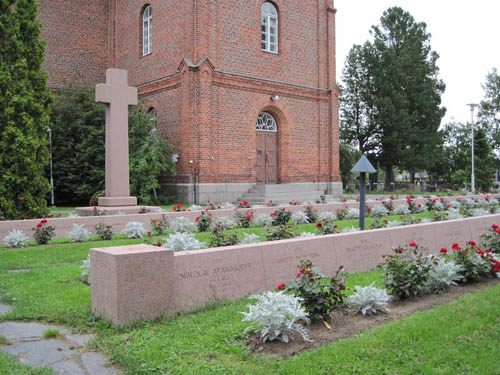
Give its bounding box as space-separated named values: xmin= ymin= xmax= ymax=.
xmin=96 ymin=69 xmax=138 ymax=207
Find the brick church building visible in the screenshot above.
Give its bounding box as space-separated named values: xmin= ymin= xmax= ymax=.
xmin=38 ymin=0 xmax=342 ymax=203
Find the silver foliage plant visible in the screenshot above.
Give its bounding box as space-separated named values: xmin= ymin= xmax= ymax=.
xmin=256 ymin=213 xmax=273 ymax=227
xmin=347 ymin=283 xmax=391 ymax=315
xmin=121 ymin=221 xmax=146 ymax=239
xmin=446 ymin=208 xmax=463 ymax=220
xmin=215 ymin=216 xmax=235 ymax=230
xmin=448 ymin=201 xmax=461 ymax=209
xmin=188 ymin=204 xmax=203 ymax=211
xmin=319 ymin=211 xmax=336 ymax=222
xmin=473 ymin=208 xmax=490 ymax=217
xmin=241 ymin=291 xmax=311 ymax=343
xmin=291 ymin=211 xmax=309 ymax=225
xmin=68 ymin=224 xmax=90 ymax=242
xmin=4 ymin=229 xmax=29 ymax=248
xmin=240 ymin=233 xmax=261 ymax=244
xmin=80 ymin=255 xmax=90 ymax=284
xmin=170 ymin=217 xmax=196 ymax=232
xmin=370 ymin=204 xmax=389 ymax=218
xmin=346 ymin=208 xmax=360 ymax=219
xmin=299 ymin=231 xmax=316 ymax=238
xmin=395 ymin=205 xmax=410 ymax=215
xmin=162 ymin=232 xmax=205 ymax=251
xmin=425 ymin=258 xmax=464 ymax=292
xmin=221 ymin=201 xmax=236 ymax=209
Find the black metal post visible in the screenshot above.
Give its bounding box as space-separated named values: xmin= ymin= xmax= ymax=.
xmin=359 ymin=172 xmax=366 ymax=230
xmin=48 ymin=127 xmax=55 ymax=206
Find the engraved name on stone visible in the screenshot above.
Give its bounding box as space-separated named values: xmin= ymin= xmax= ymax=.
xmin=179 ymin=262 xmax=252 ymax=279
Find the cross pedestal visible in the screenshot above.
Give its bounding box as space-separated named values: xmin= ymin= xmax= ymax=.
xmin=96 ymin=69 xmax=138 ymax=207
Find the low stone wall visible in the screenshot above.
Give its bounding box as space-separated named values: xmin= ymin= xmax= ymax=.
xmin=0 ymin=194 xmax=495 ymax=241
xmin=90 ymin=214 xmax=500 ymax=325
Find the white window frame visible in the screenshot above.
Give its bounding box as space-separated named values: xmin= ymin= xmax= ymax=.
xmin=256 ymin=112 xmax=278 ymax=132
xmin=142 ymin=5 xmax=152 ymax=56
xmin=261 ymin=2 xmax=278 ymax=54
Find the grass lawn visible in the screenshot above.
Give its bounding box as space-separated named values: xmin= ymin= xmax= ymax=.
xmin=1 ymin=231 xmax=500 ymax=374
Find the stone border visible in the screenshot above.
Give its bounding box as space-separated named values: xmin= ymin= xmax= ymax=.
xmin=90 ymin=214 xmax=500 ymax=325
xmin=0 ymin=194 xmax=495 ymax=241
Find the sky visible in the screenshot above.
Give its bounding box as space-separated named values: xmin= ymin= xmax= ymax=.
xmin=335 ymin=0 xmax=500 ymax=126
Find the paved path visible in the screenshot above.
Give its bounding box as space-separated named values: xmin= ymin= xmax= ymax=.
xmin=0 ymin=303 xmax=121 ymax=374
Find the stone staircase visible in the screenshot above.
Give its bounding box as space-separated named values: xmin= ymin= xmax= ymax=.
xmin=238 ymin=183 xmax=333 ymax=205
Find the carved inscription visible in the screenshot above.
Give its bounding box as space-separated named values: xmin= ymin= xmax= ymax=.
xmin=276 ymin=250 xmax=320 ymax=265
xmin=179 ymin=261 xmax=252 ymax=280
xmin=344 ymin=239 xmax=384 ymax=254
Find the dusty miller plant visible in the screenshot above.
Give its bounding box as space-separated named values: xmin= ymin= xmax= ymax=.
xmin=299 ymin=231 xmax=316 ymax=238
xmin=240 ymin=291 xmax=311 ymax=343
xmin=395 ymin=205 xmax=411 ymax=215
xmin=347 ymin=282 xmax=391 ymax=315
xmin=346 ymin=208 xmax=360 ymax=219
xmin=370 ymin=204 xmax=389 ymax=218
xmin=80 ymin=255 xmax=90 ymax=284
xmin=214 ymin=216 xmax=235 ymax=230
xmin=162 ymin=232 xmax=205 ymax=251
xmin=170 ymin=216 xmax=196 ymax=232
xmin=221 ymin=201 xmax=236 ymax=209
xmin=188 ymin=204 xmax=203 ymax=211
xmin=121 ymin=222 xmax=146 ymax=239
xmin=291 ymin=211 xmax=309 ymax=224
xmin=256 ymin=214 xmax=273 ymax=227
xmin=425 ymin=257 xmax=464 ymax=293
xmin=319 ymin=211 xmax=336 ymax=222
xmin=68 ymin=224 xmax=90 ymax=242
xmin=4 ymin=229 xmax=29 ymax=248
xmin=240 ymin=233 xmax=261 ymax=244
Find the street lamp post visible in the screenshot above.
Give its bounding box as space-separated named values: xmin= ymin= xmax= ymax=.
xmin=351 ymin=155 xmax=376 ymax=230
xmin=467 ymin=103 xmax=479 ymax=194
xmin=47 ymin=127 xmax=55 ymax=206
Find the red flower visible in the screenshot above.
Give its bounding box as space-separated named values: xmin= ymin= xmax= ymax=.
xmin=239 ymin=202 xmax=243 ymax=206
xmin=93 ymin=206 xmax=97 ymax=210
xmin=178 ymin=204 xmax=183 ymax=208
xmin=316 ymin=222 xmax=323 ymax=227
xmin=41 ymin=219 xmax=47 ymax=224
xmin=452 ymin=243 xmax=461 ymax=250
xmin=440 ymin=248 xmax=447 ymax=254
xmin=381 ymin=201 xmax=385 ymax=204
xmin=243 ymin=201 xmax=248 ymax=206
xmin=334 ymin=225 xmax=338 ymax=229
xmin=496 ymin=229 xmax=500 ymax=235
xmin=157 ymin=242 xmax=162 ymax=247
xmin=477 ymin=248 xmax=485 ymax=255
xmin=195 ymin=217 xmax=200 ymax=222
xmin=467 ymin=240 xmax=476 ymax=246
xmin=246 ymin=215 xmax=252 ymax=220
xmin=384 ymin=219 xmax=388 ymax=223
xmin=491 ymin=224 xmax=498 ymax=230
xmin=296 ymin=272 xmax=302 ymax=279
xmin=277 ymin=283 xmax=286 ymax=290
xmin=432 ymin=199 xmax=436 ymax=203
xmin=281 ymin=208 xmax=286 ymax=211
xmin=418 ymin=204 xmax=422 ymax=208
xmin=418 ymin=218 xmax=422 ymax=222
xmin=306 ymin=205 xmax=311 ymax=209
xmin=217 ymin=205 xmax=221 ymax=209
xmin=390 ymin=195 xmax=395 ymax=200
xmin=382 ymin=254 xmax=386 ymax=259
xmin=270 ymin=212 xmax=275 ymax=217
xmin=448 ymin=204 xmax=451 ymax=208
xmin=171 ymin=206 xmax=177 ymax=211
xmin=36 ymin=223 xmax=43 ymax=228
xmin=183 ymin=209 xmax=186 ymax=211
xmin=57 ymin=213 xmax=62 ymax=217
xmin=409 ymin=241 xmax=417 ymax=247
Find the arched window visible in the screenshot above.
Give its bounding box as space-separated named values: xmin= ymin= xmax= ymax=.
xmin=256 ymin=112 xmax=277 ymax=132
xmin=261 ymin=2 xmax=278 ymax=53
xmin=142 ymin=5 xmax=152 ymax=56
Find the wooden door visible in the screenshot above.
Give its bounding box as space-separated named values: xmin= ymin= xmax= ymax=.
xmin=256 ymin=132 xmax=278 ymax=184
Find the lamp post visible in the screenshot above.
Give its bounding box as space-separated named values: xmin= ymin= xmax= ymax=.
xmin=467 ymin=103 xmax=479 ymax=194
xmin=351 ymin=155 xmax=376 ymax=230
xmin=47 ymin=127 xmax=55 ymax=206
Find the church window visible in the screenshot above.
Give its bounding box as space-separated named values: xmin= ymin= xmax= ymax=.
xmin=148 ymin=107 xmax=157 ymax=136
xmin=142 ymin=5 xmax=152 ymax=56
xmin=256 ymin=112 xmax=277 ymax=132
xmin=261 ymin=2 xmax=278 ymax=53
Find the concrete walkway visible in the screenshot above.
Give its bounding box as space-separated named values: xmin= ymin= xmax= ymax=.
xmin=0 ymin=303 xmax=120 ymax=374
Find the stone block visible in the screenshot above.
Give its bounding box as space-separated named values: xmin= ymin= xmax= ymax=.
xmin=91 ymin=245 xmax=174 ymax=325
xmin=467 ymin=215 xmax=500 ymax=242
xmin=389 ymin=222 xmax=437 ymax=253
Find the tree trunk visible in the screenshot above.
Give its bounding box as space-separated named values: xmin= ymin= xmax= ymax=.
xmin=384 ymin=165 xmax=393 ymax=191
xmin=410 ymin=171 xmax=415 ymax=184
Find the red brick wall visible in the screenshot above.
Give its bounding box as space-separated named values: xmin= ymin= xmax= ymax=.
xmin=38 ymin=0 xmax=340 ymax=185
xmin=38 ymin=0 xmax=109 ymax=89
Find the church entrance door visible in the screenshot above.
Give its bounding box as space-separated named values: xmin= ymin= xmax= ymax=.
xmin=256 ymin=112 xmax=278 ymax=184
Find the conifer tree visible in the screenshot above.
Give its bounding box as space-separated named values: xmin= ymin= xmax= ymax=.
xmin=0 ymin=0 xmax=52 ymax=219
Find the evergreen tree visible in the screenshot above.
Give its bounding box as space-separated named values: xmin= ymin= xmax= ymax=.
xmin=340 ymin=7 xmax=445 ymax=190
xmin=49 ymin=87 xmax=175 ymax=205
xmin=478 ymin=68 xmax=500 ymax=152
xmin=0 ymin=0 xmax=52 ymax=219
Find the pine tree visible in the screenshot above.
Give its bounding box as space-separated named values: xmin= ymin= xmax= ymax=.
xmin=0 ymin=0 xmax=52 ymax=219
